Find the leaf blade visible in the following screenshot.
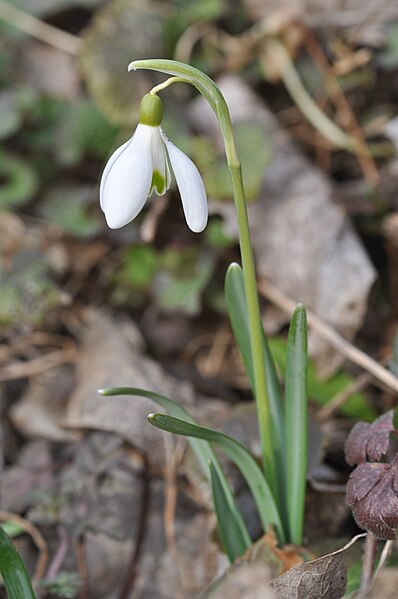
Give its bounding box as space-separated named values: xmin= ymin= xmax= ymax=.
xmin=209 ymin=462 xmax=250 ymax=562
xmin=0 ymin=525 xmax=36 ymax=599
xmin=225 ymin=264 xmax=286 ymax=507
xmin=99 ymin=387 xmax=251 ymax=558
xmin=285 ymin=304 xmax=308 ymax=545
xmin=149 ymin=412 xmax=285 ymax=544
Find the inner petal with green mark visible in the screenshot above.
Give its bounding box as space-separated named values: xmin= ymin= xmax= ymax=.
xmin=149 ymin=128 xmax=171 ymax=196
xmin=151 ymin=169 xmax=166 ymax=194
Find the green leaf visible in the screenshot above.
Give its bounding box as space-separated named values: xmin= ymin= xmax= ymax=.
xmin=38 ymin=572 xmax=81 ymax=598
xmin=285 ymin=304 xmax=308 ymax=545
xmin=0 ymin=91 xmax=22 ymax=140
xmin=55 ymin=99 xmax=119 ymax=166
xmin=0 ymin=152 xmax=38 ymax=208
xmin=41 ymin=185 xmax=101 ymax=238
xmin=0 ymin=525 xmax=36 ymax=599
xmin=0 ymin=250 xmax=63 ymax=330
xmin=99 ymin=387 xmax=251 ymax=559
xmin=148 ymin=412 xmax=285 ymax=544
xmin=209 ymin=462 xmax=248 ymax=562
xmin=0 ymin=523 xmax=24 ymax=539
xmin=225 ymin=264 xmax=286 ymax=506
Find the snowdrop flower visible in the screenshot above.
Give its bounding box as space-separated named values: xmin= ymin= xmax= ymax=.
xmin=100 ymin=93 xmax=208 ymax=233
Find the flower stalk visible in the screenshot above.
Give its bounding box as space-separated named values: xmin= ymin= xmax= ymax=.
xmin=130 ymin=59 xmax=277 ymax=495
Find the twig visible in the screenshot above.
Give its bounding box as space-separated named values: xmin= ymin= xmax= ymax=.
xmin=317 ymin=371 xmax=371 ymax=422
xmin=163 ymin=435 xmax=185 ymax=599
xmin=163 ymin=434 xmax=178 ymax=557
xmin=45 ymin=525 xmax=69 ymax=580
xmin=372 ymin=539 xmax=394 ymax=585
xmin=76 ymin=534 xmax=89 ymax=599
xmin=0 ymin=511 xmax=48 ymax=582
xmin=258 ymin=278 xmax=398 ymax=394
xmin=0 ymin=1 xmax=82 ymax=55
xmin=358 ymin=533 xmax=377 ymax=597
xmin=0 ymin=347 xmax=76 ymax=381
xmin=117 ymin=461 xmax=151 ymax=599
xmin=0 ymin=332 xmax=73 ymax=362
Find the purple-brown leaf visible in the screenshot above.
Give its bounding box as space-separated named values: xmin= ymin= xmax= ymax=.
xmin=346 ymin=461 xmax=398 ymax=540
xmin=344 ymin=411 xmax=395 ymax=466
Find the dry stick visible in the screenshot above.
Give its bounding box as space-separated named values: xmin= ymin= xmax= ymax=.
xmin=163 ymin=435 xmax=185 ymax=599
xmin=317 ymin=371 xmax=372 ymax=422
xmin=0 ymin=332 xmax=71 ymax=363
xmin=76 ymin=534 xmax=90 ymax=599
xmin=46 ymin=525 xmax=69 ymax=580
xmin=0 ymin=0 xmax=82 ymax=55
xmin=372 ymin=540 xmax=394 ymax=584
xmin=0 ymin=347 xmax=77 ymax=382
xmin=298 ymin=22 xmax=379 ymax=187
xmin=117 ymin=461 xmax=151 ymax=599
xmin=358 ymin=533 xmax=377 ymax=597
xmin=258 ymin=278 xmax=398 ymax=395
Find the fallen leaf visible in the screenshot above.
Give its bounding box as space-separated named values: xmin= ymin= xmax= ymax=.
xmin=64 ymin=308 xmax=196 ymax=468
xmin=129 ymin=479 xmax=220 ymax=598
xmin=9 ymin=366 xmax=76 ymax=442
xmin=199 ymin=562 xmax=276 ymax=599
xmin=270 ymin=534 xmax=365 ymax=598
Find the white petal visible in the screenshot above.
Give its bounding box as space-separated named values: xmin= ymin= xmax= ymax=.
xmin=149 ymin=127 xmax=171 ymax=195
xmin=162 ymin=134 xmax=208 ymax=233
xmin=100 ymin=124 xmax=153 ymax=229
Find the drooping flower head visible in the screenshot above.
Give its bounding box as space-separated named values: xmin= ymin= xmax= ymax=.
xmin=100 ymin=93 xmax=208 ymax=233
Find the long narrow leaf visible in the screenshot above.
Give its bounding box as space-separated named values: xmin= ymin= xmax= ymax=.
xmin=285 ymin=304 xmax=308 ymax=545
xmin=209 ymin=462 xmax=248 ymax=562
xmin=0 ymin=525 xmax=36 ymax=599
xmin=148 ymin=412 xmax=285 ymax=544
xmin=99 ymin=387 xmax=251 ymax=558
xmin=225 ymin=264 xmax=286 ymax=504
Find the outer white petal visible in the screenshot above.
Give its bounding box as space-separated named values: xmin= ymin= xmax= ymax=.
xmin=149 ymin=127 xmax=171 ymax=195
xmin=162 ymin=133 xmax=208 ymax=233
xmin=100 ymin=124 xmax=153 ymax=229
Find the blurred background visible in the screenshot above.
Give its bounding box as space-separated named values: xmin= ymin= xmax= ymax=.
xmin=1 ymin=0 xmax=398 ymax=597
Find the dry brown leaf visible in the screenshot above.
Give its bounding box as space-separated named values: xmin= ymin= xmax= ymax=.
xmin=9 ymin=366 xmax=76 ymax=442
xmin=201 ymin=563 xmax=276 ymax=599
xmin=64 ymin=308 xmax=195 ymax=468
xmin=271 ymin=533 xmax=365 ymax=599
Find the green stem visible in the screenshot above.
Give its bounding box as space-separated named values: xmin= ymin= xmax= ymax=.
xmin=129 ymin=59 xmax=278 ymax=496
xmin=228 ymin=164 xmax=276 ymax=492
